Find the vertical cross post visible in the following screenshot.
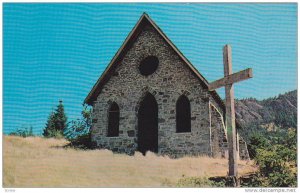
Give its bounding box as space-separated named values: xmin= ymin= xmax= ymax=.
xmin=223 ymin=45 xmax=238 ymax=178
xmin=209 ymin=44 xmax=253 ymax=187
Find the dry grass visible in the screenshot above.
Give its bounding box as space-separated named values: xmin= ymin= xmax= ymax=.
xmin=3 ymin=136 xmax=257 ymax=187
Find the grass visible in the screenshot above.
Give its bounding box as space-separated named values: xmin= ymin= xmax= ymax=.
xmin=3 ymin=136 xmax=257 ymax=187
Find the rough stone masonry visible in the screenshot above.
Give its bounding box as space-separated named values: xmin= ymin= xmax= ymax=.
xmin=85 ymin=13 xmax=250 ymax=160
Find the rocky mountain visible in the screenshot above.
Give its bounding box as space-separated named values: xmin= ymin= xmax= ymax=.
xmin=235 ymin=90 xmax=297 ymax=135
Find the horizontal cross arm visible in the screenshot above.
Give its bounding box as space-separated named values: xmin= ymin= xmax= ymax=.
xmin=208 ymin=68 xmax=253 ymax=91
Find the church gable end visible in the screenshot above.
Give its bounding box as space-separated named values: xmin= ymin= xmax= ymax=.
xmin=88 ymin=13 xmax=248 ymax=159
xmin=85 ymin=13 xmax=223 ymax=108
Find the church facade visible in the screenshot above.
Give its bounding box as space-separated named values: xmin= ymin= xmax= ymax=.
xmin=85 ymin=13 xmax=249 ymax=159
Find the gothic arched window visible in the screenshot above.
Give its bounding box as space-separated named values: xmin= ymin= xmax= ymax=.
xmin=107 ymin=102 xmax=120 ymax=137
xmin=176 ymin=95 xmax=191 ymax=133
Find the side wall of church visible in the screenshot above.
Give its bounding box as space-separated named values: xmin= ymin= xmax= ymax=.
xmin=239 ymin=137 xmax=250 ymax=160
xmin=91 ymin=24 xmax=226 ymax=157
xmin=210 ymin=103 xmax=228 ymax=158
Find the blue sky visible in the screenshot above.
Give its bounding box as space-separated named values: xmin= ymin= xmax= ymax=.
xmin=4 ymin=3 xmax=297 ymax=134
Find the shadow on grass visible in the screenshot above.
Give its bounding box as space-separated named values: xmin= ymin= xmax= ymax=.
xmin=50 ymin=133 xmax=97 ymax=150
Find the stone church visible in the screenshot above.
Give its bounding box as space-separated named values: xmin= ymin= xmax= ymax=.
xmin=85 ymin=13 xmax=249 ymax=159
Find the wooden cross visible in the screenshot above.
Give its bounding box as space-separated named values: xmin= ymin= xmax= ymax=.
xmin=208 ymin=45 xmax=253 ymax=183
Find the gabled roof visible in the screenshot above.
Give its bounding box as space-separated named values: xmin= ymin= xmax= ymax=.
xmin=84 ymin=13 xmax=225 ymax=112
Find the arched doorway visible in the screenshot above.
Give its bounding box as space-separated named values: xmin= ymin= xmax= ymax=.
xmin=138 ymin=92 xmax=158 ymax=155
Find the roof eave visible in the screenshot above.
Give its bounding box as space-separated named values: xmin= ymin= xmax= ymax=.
xmin=84 ymin=14 xmax=148 ymax=105
xmin=84 ymin=13 xmax=226 ymax=112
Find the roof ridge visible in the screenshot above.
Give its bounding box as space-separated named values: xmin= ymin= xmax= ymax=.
xmin=84 ymin=13 xmax=225 ymax=112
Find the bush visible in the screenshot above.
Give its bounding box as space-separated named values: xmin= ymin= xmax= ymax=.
xmin=254 ymin=148 xmax=296 ymax=187
xmin=9 ymin=126 xmax=34 ymax=138
xmin=68 ymin=132 xmax=96 ymax=149
xmin=246 ymin=128 xmax=297 ymax=187
xmin=64 ymin=105 xmax=94 ymax=149
xmin=45 ymin=129 xmax=64 ymax=139
xmin=247 ymin=132 xmax=270 ymax=159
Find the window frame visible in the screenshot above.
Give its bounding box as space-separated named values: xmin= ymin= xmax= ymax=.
xmin=107 ymin=102 xmax=120 ymax=137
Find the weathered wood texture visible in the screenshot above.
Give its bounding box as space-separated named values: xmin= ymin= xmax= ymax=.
xmin=208 ymin=68 xmax=253 ymax=91
xmin=209 ymin=44 xmax=253 ymax=183
xmin=223 ymin=45 xmax=238 ymax=178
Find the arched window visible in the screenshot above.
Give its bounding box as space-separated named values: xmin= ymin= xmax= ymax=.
xmin=176 ymin=95 xmax=191 ymax=133
xmin=107 ymin=102 xmax=119 ymax=137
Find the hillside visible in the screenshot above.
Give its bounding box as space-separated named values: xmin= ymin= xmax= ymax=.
xmin=3 ymin=136 xmax=256 ymax=187
xmin=235 ymin=90 xmax=297 ymax=138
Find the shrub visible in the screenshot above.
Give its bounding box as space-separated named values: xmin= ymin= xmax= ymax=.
xmin=9 ymin=126 xmax=34 ymax=138
xmin=245 ymin=128 xmax=297 ymax=187
xmin=247 ymin=132 xmax=270 ymax=159
xmin=255 ymin=148 xmax=296 ymax=187
xmin=47 ymin=129 xmax=64 ymax=139
xmin=68 ymin=132 xmax=96 ymax=149
xmin=64 ymin=105 xmax=94 ymax=149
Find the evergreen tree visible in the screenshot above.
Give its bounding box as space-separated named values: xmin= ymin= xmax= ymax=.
xmin=43 ymin=111 xmax=56 ymax=137
xmin=43 ymin=100 xmax=67 ymax=138
xmin=54 ymin=100 xmax=67 ymax=136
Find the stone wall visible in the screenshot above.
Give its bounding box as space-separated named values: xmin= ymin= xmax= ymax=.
xmin=210 ymin=103 xmax=228 ymax=158
xmin=210 ymin=103 xmax=250 ymax=160
xmin=239 ymin=137 xmax=250 ymax=160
